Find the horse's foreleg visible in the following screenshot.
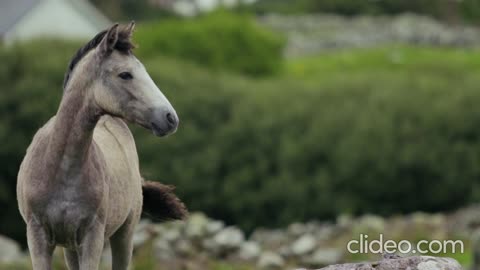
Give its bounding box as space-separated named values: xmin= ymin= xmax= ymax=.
xmin=110 ymin=220 xmax=135 ymax=270
xmin=77 ymin=222 xmax=105 ymax=270
xmin=27 ymin=221 xmax=54 ymax=270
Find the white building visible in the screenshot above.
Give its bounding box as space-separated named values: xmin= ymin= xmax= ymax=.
xmin=149 ymin=0 xmax=258 ymax=17
xmin=0 ymin=0 xmax=111 ymax=44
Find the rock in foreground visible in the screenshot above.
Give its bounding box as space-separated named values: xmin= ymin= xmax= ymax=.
xmin=315 ymin=256 xmax=461 ymax=270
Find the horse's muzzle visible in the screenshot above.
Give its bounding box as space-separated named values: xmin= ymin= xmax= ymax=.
xmin=150 ymin=109 xmax=179 ymax=137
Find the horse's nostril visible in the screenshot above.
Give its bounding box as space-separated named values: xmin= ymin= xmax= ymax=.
xmin=166 ymin=113 xmax=176 ymax=126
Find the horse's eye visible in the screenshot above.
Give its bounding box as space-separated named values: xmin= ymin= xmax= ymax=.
xmin=118 ymin=72 xmax=133 ymax=80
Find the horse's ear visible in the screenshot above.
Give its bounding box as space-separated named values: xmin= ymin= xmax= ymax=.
xmin=126 ymin=21 xmax=135 ymax=37
xmin=99 ymin=23 xmax=119 ymax=56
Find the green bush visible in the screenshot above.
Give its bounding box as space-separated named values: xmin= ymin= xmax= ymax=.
xmin=2 ymin=40 xmax=480 ymax=244
xmin=134 ymin=12 xmax=285 ymax=76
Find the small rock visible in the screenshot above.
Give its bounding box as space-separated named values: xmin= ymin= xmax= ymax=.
xmin=202 ymin=238 xmax=220 ymax=255
xmin=288 ymin=223 xmax=307 ymax=237
xmin=411 ymin=212 xmax=430 ymax=226
xmin=252 ymin=229 xmax=288 ymax=249
xmin=153 ymin=238 xmax=175 ymax=261
xmin=337 ymin=214 xmax=353 ymax=228
xmin=257 ymin=251 xmax=285 ymax=269
xmin=132 ymin=228 xmax=150 ymax=248
xmin=185 ymin=212 xmax=210 ymax=238
xmin=355 ymin=215 xmax=385 ymax=233
xmin=175 ymin=239 xmax=195 ymax=257
xmin=0 ymin=235 xmax=22 ymax=263
xmin=237 ymin=241 xmax=261 ymax=261
xmin=291 ymin=234 xmax=317 ymax=256
xmin=315 ymin=225 xmax=336 ymax=242
xmin=162 ymin=227 xmax=182 ymax=243
xmin=206 ymin=220 xmax=225 ymax=235
xmin=213 ymin=226 xmax=245 ymax=250
xmin=472 ymin=229 xmax=480 ymax=270
xmin=302 ymin=248 xmax=343 ymax=267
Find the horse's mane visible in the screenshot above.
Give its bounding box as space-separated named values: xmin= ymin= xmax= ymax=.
xmin=63 ymin=26 xmax=135 ymax=91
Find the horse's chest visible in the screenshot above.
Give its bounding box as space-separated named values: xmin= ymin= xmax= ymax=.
xmin=29 ymin=182 xmax=106 ymax=247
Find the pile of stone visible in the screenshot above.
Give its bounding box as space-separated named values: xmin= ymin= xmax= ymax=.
xmin=129 ymin=210 xmax=466 ymax=269
xmin=1 ymin=206 xmax=478 ymax=269
xmin=259 ymin=13 xmax=480 ymax=57
xmin=132 ymin=212 xmax=347 ymax=269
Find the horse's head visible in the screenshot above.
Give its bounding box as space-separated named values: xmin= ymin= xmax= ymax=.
xmin=92 ymin=22 xmax=178 ymax=137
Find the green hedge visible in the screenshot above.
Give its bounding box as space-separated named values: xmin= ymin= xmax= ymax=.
xmin=2 ymin=40 xmax=480 ymax=244
xmin=134 ymin=12 xmax=285 ymax=76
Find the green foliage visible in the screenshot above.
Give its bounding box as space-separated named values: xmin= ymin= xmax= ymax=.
xmin=249 ymin=0 xmax=480 ymax=23
xmin=2 ymin=39 xmax=480 ymax=244
xmin=90 ymin=0 xmax=175 ymax=21
xmin=134 ymin=12 xmax=285 ymax=76
xmin=0 ymin=41 xmax=69 ymax=245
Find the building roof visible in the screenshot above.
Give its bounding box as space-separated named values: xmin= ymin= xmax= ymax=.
xmin=0 ymin=0 xmax=110 ymax=36
xmin=0 ymin=0 xmax=40 ymax=35
xmin=69 ymin=0 xmax=111 ymax=30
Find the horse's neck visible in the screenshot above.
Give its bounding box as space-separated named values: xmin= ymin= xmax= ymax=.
xmin=46 ymin=84 xmax=101 ymax=180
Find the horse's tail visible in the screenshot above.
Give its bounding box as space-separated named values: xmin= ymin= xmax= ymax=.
xmin=142 ymin=180 xmax=188 ymax=221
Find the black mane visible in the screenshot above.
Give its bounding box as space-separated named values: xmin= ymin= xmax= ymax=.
xmin=63 ymin=26 xmax=135 ymax=91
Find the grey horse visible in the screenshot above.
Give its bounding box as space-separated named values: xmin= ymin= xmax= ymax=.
xmin=17 ymin=22 xmax=187 ymax=270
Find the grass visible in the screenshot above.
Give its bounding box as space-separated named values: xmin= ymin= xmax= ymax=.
xmin=285 ymin=46 xmax=480 ymax=82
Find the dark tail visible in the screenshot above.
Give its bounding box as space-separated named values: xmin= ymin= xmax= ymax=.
xmin=142 ymin=181 xmax=188 ymax=221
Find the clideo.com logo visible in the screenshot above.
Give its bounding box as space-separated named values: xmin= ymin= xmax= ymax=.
xmin=347 ymin=234 xmax=464 ymax=254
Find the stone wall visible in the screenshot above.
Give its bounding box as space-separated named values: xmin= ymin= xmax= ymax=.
xmin=2 ymin=205 xmax=478 ymax=269
xmin=259 ymin=14 xmax=480 ymax=57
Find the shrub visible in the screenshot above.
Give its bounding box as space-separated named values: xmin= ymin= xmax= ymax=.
xmin=134 ymin=12 xmax=285 ymax=76
xmin=2 ymin=40 xmax=480 ymax=243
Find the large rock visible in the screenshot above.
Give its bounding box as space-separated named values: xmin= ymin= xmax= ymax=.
xmin=257 ymin=251 xmax=285 ymax=269
xmin=316 ymin=256 xmax=461 ymax=270
xmin=291 ymin=234 xmax=317 ymax=256
xmin=0 ymin=235 xmax=22 ymax=263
